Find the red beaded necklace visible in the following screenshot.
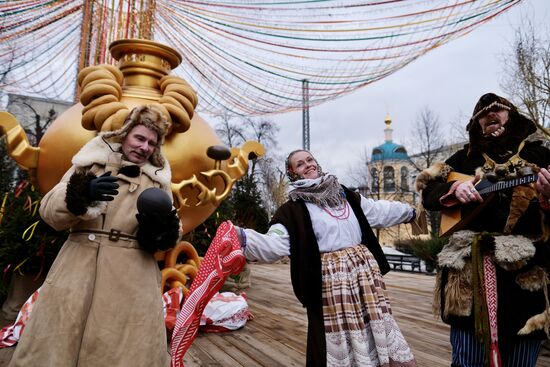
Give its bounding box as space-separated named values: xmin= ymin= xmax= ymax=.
xmin=322 ymin=202 xmax=350 ymax=220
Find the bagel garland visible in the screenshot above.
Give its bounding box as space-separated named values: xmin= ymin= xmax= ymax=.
xmin=77 ymin=64 xmax=198 ymax=134
xmin=160 ymin=241 xmax=203 ymax=295
xmin=165 ymin=241 xmax=201 ymax=269
xmin=175 ymin=264 xmax=198 ymax=279
xmin=161 ymin=267 xmax=189 ymax=294
xmin=78 ymin=64 xmax=128 ymax=132
xmin=76 ymin=64 xmax=201 ymax=295
xmin=158 ymin=74 xmax=198 ymax=134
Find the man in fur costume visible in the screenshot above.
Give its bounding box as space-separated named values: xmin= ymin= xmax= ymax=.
xmin=416 ymin=93 xmax=550 ymax=367
xmin=9 ymin=105 xmax=181 ymax=367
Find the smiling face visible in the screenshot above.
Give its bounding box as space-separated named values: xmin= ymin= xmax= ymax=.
xmin=121 ymin=125 xmax=159 ymax=164
xmin=477 ymin=108 xmax=510 ymax=138
xmin=289 ymin=150 xmax=320 ymax=180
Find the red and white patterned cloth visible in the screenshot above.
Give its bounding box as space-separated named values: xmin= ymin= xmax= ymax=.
xmin=170 ymin=220 xmax=245 ymax=367
xmin=200 ymin=292 xmax=253 ymax=333
xmin=163 ymin=287 xmax=184 ymax=331
xmin=483 ymin=255 xmax=502 ymax=367
xmin=0 ymin=289 xmax=40 ymax=348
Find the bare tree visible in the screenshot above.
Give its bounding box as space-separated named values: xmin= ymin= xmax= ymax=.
xmin=258 ymin=156 xmax=287 ymax=216
xmin=0 ymin=46 xmax=17 ymax=108
xmin=0 ymin=136 xmax=18 ymax=192
xmin=215 ymin=114 xmax=283 ymax=217
xmin=7 ymin=98 xmax=57 ymax=145
xmin=0 ymin=48 xmax=15 ymax=85
xmin=449 ymin=110 xmax=470 ymax=145
xmin=501 ymin=20 xmax=550 ymax=134
xmin=408 ymin=107 xmax=446 ymax=172
xmin=407 ymin=107 xmax=448 ymax=236
xmin=241 ymin=117 xmax=282 ymax=216
xmin=214 ymin=111 xmax=246 ymax=148
xmin=241 ymin=116 xmax=279 ymax=177
xmin=345 ymin=148 xmax=371 ymax=193
xmin=21 ymin=102 xmax=56 ymax=145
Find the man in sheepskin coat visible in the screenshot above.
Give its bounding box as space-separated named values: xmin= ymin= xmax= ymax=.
xmin=9 ymin=105 xmax=180 ymax=367
xmin=416 ymin=93 xmax=550 ymax=367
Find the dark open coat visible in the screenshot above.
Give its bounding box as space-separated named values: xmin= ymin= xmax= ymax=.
xmin=270 ymin=186 xmax=389 ymax=367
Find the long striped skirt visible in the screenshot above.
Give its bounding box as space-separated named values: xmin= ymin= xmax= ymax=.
xmin=321 ymin=245 xmax=416 ymax=367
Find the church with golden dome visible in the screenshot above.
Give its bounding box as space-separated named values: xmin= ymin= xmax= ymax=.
xmin=368 ymin=114 xmax=419 ymax=247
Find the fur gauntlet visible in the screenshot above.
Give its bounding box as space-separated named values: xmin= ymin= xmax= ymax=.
xmin=136 ymin=209 xmax=180 ymax=253
xmin=415 ymin=162 xmax=453 ymax=192
xmin=65 ymin=171 xmax=96 ymax=216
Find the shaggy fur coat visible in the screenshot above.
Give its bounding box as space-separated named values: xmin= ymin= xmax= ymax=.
xmin=416 ymin=139 xmax=550 ymax=343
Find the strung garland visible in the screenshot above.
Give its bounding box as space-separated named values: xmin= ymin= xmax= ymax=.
xmin=0 ymin=0 xmax=522 ymax=114
xmin=0 ymin=181 xmax=67 ymax=278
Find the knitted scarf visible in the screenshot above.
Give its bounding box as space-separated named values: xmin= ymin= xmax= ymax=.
xmin=287 ymin=174 xmax=345 ymax=208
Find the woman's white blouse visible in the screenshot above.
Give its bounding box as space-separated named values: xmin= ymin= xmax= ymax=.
xmin=243 ymin=196 xmax=414 ymax=263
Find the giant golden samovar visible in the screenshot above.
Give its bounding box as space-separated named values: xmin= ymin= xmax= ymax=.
xmin=0 ymin=39 xmax=264 ymax=236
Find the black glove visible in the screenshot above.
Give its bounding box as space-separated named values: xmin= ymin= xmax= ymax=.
xmin=87 ymin=171 xmax=119 ymax=202
xmin=136 ymin=209 xmax=180 ymax=253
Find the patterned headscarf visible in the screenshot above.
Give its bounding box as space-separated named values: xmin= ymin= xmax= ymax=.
xmin=285 ymin=150 xmax=344 ymax=207
xmin=288 ymin=174 xmax=345 ymax=208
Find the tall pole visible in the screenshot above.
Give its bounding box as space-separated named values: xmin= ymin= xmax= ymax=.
xmin=75 ymin=0 xmax=94 ymax=102
xmin=302 ymin=79 xmax=310 ymax=150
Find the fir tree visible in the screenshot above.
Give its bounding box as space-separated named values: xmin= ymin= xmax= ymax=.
xmin=0 ymin=178 xmax=67 ymax=304
xmin=183 ymin=174 xmax=269 ymax=256
xmin=0 ymin=138 xmax=16 ymax=194
xmin=230 ymin=175 xmax=269 ymax=233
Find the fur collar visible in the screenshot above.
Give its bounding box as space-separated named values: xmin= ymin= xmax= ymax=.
xmin=437 ymin=230 xmax=476 ymax=269
xmin=415 ymin=162 xmax=453 ymax=192
xmin=493 ymin=234 xmax=535 ymax=266
xmin=438 ymin=230 xmax=536 ymax=270
xmin=71 ymin=136 xmax=171 ymax=189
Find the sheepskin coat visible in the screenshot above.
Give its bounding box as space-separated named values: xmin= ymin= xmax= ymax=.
xmin=9 ymin=135 xmax=172 ymax=367
xmin=417 ymin=140 xmax=550 ymax=343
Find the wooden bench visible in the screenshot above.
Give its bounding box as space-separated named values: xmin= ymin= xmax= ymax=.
xmin=385 ymin=254 xmax=421 ymax=272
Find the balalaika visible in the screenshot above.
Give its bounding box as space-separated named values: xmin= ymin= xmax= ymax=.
xmin=439 ymin=171 xmax=538 ymax=237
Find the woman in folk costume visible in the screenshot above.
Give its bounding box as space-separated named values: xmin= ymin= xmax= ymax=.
xmin=9 ymin=105 xmax=181 ymax=367
xmin=235 ymin=149 xmax=417 ymax=367
xmin=416 ymin=93 xmax=550 ymax=367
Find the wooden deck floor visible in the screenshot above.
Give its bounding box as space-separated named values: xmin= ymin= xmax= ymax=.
xmin=184 ymin=263 xmax=550 ymax=367
xmin=2 ymin=262 xmax=550 ymax=366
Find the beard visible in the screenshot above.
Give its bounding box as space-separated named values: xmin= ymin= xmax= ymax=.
xmin=482 ymin=121 xmax=506 ymax=138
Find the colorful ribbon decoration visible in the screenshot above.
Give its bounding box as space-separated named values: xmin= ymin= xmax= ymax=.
xmin=0 ymin=0 xmax=521 ymax=115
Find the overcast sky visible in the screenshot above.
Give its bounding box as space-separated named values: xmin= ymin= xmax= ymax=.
xmin=221 ymin=0 xmax=549 ymax=186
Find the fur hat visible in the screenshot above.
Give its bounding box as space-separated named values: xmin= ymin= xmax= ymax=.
xmin=100 ymin=105 xmax=170 ymax=168
xmin=467 ymin=93 xmax=513 ymax=130
xmin=466 ymin=93 xmax=537 ymax=156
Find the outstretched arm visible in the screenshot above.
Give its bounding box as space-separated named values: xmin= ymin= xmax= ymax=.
xmin=360 ymin=196 xmax=415 ymax=228
xmin=235 ymin=224 xmax=290 ymax=263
